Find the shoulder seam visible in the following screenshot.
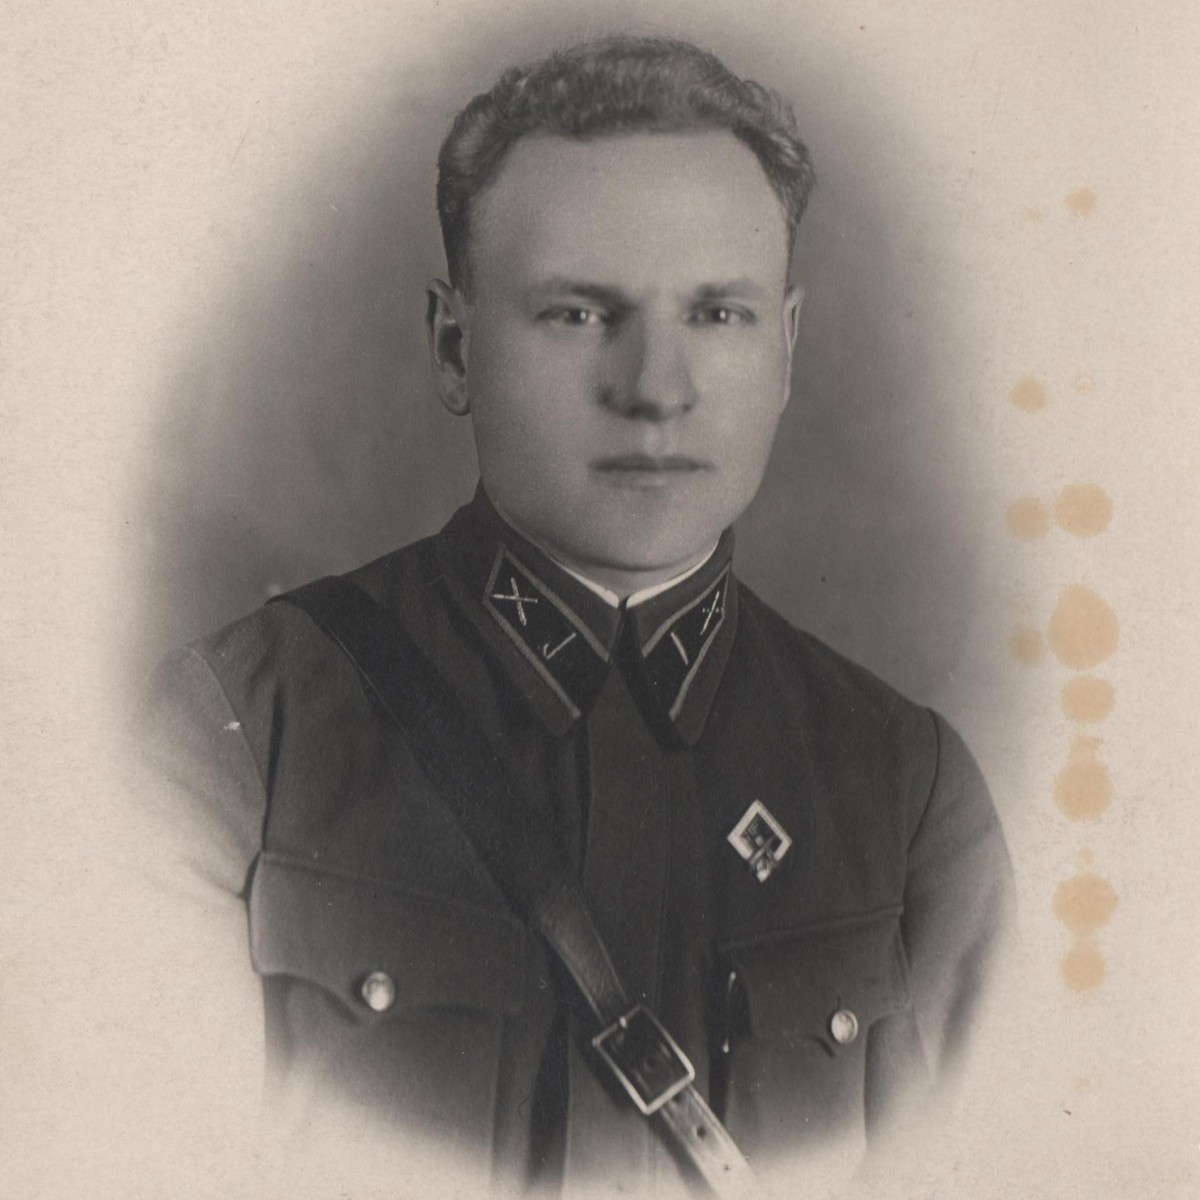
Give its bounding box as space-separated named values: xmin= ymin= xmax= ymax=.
xmin=176 ymin=642 xmax=271 ymax=822
xmin=907 ymin=707 xmax=945 ymax=854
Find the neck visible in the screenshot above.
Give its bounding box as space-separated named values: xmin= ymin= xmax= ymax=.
xmin=547 ymin=547 xmax=717 ymax=601
xmin=490 ymin=503 xmax=716 ymax=601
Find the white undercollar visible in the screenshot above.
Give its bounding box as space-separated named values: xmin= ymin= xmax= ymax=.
xmin=552 ymin=547 xmax=719 ymax=610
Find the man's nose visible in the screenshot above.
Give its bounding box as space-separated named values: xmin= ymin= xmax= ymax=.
xmin=600 ymin=318 xmax=696 ymax=418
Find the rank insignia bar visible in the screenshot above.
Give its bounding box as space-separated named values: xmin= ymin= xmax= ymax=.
xmin=727 ymin=799 xmax=792 ymax=883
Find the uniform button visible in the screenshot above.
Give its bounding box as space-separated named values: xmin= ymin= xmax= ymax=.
xmin=360 ymin=971 xmax=397 ymax=1013
xmin=829 ymin=1008 xmax=859 ymax=1045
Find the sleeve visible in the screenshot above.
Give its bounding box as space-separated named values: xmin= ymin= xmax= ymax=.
xmin=901 ymin=710 xmax=1016 ymax=1084
xmin=105 ymin=643 xmax=271 ymax=1193
xmin=855 ymin=711 xmax=1016 ymax=1195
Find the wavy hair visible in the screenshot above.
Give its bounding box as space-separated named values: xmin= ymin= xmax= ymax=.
xmin=436 ymin=36 xmax=815 ymax=293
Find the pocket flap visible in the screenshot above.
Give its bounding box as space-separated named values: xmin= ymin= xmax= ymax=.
xmin=720 ymin=906 xmax=909 ymax=1053
xmin=248 ymin=852 xmax=526 ymax=1020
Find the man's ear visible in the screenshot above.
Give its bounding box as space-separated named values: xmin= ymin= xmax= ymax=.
xmin=784 ymin=285 xmax=804 ymax=358
xmin=425 ymin=279 xmax=471 ymax=416
xmin=780 ymin=284 xmax=805 ymax=408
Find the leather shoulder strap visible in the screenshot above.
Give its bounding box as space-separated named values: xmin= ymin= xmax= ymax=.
xmin=273 ymin=576 xmax=755 ymax=1197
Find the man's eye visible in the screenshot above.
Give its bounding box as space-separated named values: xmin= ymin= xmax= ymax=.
xmin=692 ymin=305 xmax=753 ymax=326
xmin=547 ymin=307 xmax=606 ymax=327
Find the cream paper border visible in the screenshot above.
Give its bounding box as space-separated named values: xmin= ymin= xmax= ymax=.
xmin=2 ymin=2 xmax=1198 ymax=1197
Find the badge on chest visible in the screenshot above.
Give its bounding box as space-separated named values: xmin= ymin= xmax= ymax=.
xmin=726 ymin=799 xmax=793 ymax=883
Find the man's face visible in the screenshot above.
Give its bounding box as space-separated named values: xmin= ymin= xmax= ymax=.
xmin=430 ymin=131 xmax=801 ymax=591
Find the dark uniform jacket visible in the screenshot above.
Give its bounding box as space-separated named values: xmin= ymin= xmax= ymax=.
xmin=144 ymin=488 xmax=1013 ymax=1196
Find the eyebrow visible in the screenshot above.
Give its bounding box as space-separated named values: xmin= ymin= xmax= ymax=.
xmin=527 ymin=277 xmax=773 ymax=304
xmin=692 ymin=279 xmax=772 ymax=302
xmin=528 ymin=279 xmax=630 ymax=307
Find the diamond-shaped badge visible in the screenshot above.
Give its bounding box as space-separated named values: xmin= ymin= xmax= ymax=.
xmin=727 ymin=799 xmax=792 ymax=883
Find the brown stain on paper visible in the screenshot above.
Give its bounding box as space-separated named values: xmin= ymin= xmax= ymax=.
xmin=1010 ymin=375 xmax=1048 ymax=413
xmin=1054 ymin=872 xmax=1118 ymax=937
xmin=1054 ymin=735 xmax=1112 ymax=820
xmin=1061 ymin=675 xmax=1115 ymax=723
xmin=1062 ymin=941 xmax=1107 ymax=992
xmin=1065 ymin=188 xmax=1097 ymax=217
xmin=1054 ymin=484 xmax=1113 ymax=538
xmin=1006 ymin=496 xmax=1050 ymax=540
xmin=1048 ymin=585 xmax=1118 ymax=669
xmin=1008 ymin=626 xmax=1044 ymax=666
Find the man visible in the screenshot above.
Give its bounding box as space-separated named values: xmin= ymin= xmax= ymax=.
xmin=142 ymin=34 xmax=1012 ymax=1198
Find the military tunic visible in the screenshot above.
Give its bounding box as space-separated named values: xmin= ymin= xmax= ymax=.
xmin=142 ymin=488 xmax=1014 ymax=1195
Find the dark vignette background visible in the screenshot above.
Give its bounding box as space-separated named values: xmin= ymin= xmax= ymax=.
xmin=130 ymin=11 xmax=987 ymax=713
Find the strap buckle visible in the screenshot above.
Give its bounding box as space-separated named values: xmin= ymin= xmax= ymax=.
xmin=592 ymin=1004 xmax=696 ymax=1115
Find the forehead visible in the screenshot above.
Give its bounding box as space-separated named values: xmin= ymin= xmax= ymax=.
xmin=469 ymin=131 xmax=791 ymax=292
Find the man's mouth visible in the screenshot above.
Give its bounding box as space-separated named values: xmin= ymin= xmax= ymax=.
xmin=591 ymin=454 xmax=713 ymax=476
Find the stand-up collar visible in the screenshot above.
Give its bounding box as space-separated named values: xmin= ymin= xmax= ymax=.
xmin=435 ymin=487 xmax=738 ymax=744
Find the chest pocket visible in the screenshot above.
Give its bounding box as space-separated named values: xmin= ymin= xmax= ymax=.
xmin=247 ymin=852 xmax=527 ymax=1148
xmin=714 ymin=905 xmax=912 ymax=1159
xmin=721 ymin=904 xmax=910 ymax=1052
xmin=248 ymin=851 xmax=526 ymax=1020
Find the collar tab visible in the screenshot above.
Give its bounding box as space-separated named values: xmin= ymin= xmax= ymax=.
xmin=638 ymin=568 xmax=731 ymax=723
xmin=482 ymin=547 xmax=610 ymax=721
